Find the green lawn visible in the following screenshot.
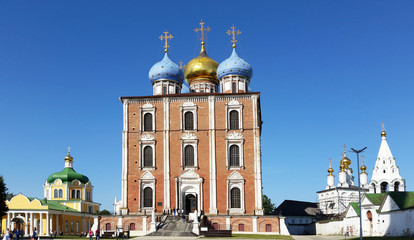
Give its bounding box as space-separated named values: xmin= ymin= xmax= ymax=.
xmin=347 ymin=237 xmax=414 ymax=240
xmin=200 ymin=234 xmax=293 ymax=239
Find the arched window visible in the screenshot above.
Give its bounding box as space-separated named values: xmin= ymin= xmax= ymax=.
xmin=65 ymin=220 xmax=68 ymax=232
xmin=54 ymin=189 xmax=58 ymax=198
xmin=232 ymin=82 xmax=237 ymax=93
xmin=394 ymin=182 xmax=400 ymax=192
xmin=58 ymin=189 xmax=63 ymax=198
xmin=230 ymin=187 xmax=241 ymax=208
xmin=245 ymin=82 xmax=248 ymax=92
xmin=143 ymin=187 xmax=153 ymax=208
xmin=184 ymin=145 xmax=194 ymax=167
xmin=76 ymin=221 xmax=79 ymax=233
xmin=71 ymin=189 xmax=76 ymax=199
xmin=372 ymin=183 xmax=376 ymax=193
xmin=143 ymin=113 xmax=153 ymax=132
xmin=70 ymin=221 xmax=74 ymax=232
xmin=162 ymin=86 xmax=167 ymax=95
xmin=129 ymin=223 xmax=135 ymax=230
xmin=230 ymin=145 xmax=240 ymax=167
xmin=76 ymin=190 xmax=81 ymax=199
xmin=143 ymin=146 xmax=153 ymax=167
xmin=229 ymin=110 xmax=239 ymax=130
xmin=184 ymin=112 xmax=194 ymax=130
xmin=381 ymin=182 xmax=388 ymax=193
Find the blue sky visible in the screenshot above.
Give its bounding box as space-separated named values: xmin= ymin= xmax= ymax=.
xmin=1 ymin=1 xmax=413 ymax=211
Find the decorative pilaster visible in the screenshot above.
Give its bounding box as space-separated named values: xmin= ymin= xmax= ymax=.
xmin=121 ymin=99 xmax=129 ymax=214
xmin=163 ymin=98 xmax=171 ymax=211
xmin=208 ymin=96 xmax=217 ymax=214
xmin=252 ymin=95 xmax=263 ymax=215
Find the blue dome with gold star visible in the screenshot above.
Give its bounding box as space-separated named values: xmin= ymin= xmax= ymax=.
xmin=217 ymin=48 xmax=252 ymax=80
xmin=149 ymin=53 xmax=184 ymax=84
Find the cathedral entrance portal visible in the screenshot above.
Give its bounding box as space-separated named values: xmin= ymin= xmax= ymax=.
xmin=185 ymin=194 xmax=197 ymax=214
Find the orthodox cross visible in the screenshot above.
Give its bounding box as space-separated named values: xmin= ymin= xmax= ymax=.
xmin=329 ymin=157 xmax=332 ymax=168
xmin=179 ymin=60 xmax=184 ymax=69
xmin=381 ymin=122 xmax=385 ymax=131
xmin=226 ymin=25 xmax=241 ymax=48
xmin=194 ymin=20 xmax=211 ymax=42
xmin=159 ymin=30 xmax=173 ymax=52
xmin=68 ymin=146 xmax=71 ymax=154
xmin=361 ymin=154 xmax=365 ymax=165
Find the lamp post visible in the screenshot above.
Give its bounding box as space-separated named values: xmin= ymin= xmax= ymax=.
xmin=351 ymin=147 xmax=367 ymax=240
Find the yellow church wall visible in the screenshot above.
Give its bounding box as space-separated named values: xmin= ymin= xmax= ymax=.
xmin=7 ymin=194 xmax=48 ymax=210
xmin=60 ymin=215 xmax=85 ymax=235
xmin=1 ymin=217 xmax=6 ymax=232
xmin=69 ymin=187 xmax=83 ymax=200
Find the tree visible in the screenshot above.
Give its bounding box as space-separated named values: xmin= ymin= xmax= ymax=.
xmin=263 ymin=194 xmax=275 ymax=215
xmin=6 ymin=192 xmax=14 ymax=201
xmin=99 ymin=209 xmax=111 ymax=215
xmin=0 ymin=176 xmax=9 ymax=218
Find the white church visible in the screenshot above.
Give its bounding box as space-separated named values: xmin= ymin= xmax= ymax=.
xmin=316 ymin=126 xmax=414 ymax=237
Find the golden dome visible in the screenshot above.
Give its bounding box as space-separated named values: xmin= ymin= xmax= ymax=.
xmin=361 ymin=164 xmax=367 ymax=173
xmin=339 ymin=164 xmax=345 ymax=172
xmin=381 ymin=130 xmax=387 ymax=137
xmin=327 ymin=167 xmax=334 ymax=175
xmin=65 ymin=153 xmax=73 ymax=161
xmin=184 ymin=42 xmax=219 ymax=85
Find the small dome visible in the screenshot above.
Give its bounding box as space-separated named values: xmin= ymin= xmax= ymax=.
xmin=381 ymin=130 xmax=387 ymax=137
xmin=184 ymin=42 xmax=219 ymax=85
xmin=64 ymin=153 xmax=73 ymax=161
xmin=327 ymin=167 xmax=334 ymax=175
xmin=217 ymin=48 xmax=252 ymax=80
xmin=47 ymin=167 xmax=89 ymax=184
xmin=361 ymin=164 xmax=367 ymax=172
xmin=149 ymin=53 xmax=184 ymax=84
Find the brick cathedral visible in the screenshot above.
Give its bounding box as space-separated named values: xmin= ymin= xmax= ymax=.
xmin=102 ymin=21 xmax=280 ymax=236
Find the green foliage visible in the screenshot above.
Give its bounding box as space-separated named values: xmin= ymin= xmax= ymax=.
xmin=99 ymin=209 xmax=111 ymax=215
xmin=6 ymin=192 xmax=14 ymax=201
xmin=0 ymin=176 xmax=9 ymax=218
xmin=263 ymin=194 xmax=275 ymax=215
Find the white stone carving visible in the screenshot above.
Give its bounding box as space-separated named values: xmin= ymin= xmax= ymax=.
xmin=181 ymin=133 xmax=197 ymax=140
xmin=228 ymin=99 xmax=240 ymax=106
xmin=179 ymin=169 xmax=200 ymax=179
xmin=183 ymin=101 xmax=195 ymax=107
xmin=143 ymin=102 xmax=154 ymax=109
xmin=228 ymin=171 xmax=244 ymax=180
xmin=226 ymin=132 xmax=243 ymax=140
xmin=140 ymin=171 xmax=155 ymax=180
xmin=140 ymin=134 xmax=155 ymax=141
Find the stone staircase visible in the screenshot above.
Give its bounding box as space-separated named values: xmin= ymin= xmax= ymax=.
xmin=146 ymin=215 xmax=196 ymax=236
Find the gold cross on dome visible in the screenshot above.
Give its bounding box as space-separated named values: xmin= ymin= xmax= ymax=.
xmin=179 ymin=60 xmax=184 ymax=69
xmin=68 ymin=146 xmax=71 ymax=154
xmin=226 ymin=25 xmax=241 ymax=48
xmin=381 ymin=122 xmax=385 ymax=131
xmin=329 ymin=157 xmax=332 ymax=167
xmin=343 ymin=144 xmax=347 ymax=153
xmin=194 ymin=20 xmax=211 ymax=42
xmin=159 ymin=30 xmax=173 ymax=52
xmin=361 ymin=154 xmax=365 ymax=165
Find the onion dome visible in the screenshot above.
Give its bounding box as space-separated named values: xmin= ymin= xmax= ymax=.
xmin=327 ymin=167 xmax=334 ymax=176
xmin=149 ymin=53 xmax=184 ymax=84
xmin=339 ymin=164 xmax=345 ymax=172
xmin=340 ymin=153 xmax=352 ymax=169
xmin=46 ymin=150 xmax=90 ymax=184
xmin=217 ymin=48 xmax=252 ymax=79
xmin=184 ymin=42 xmax=219 ymax=84
xmin=361 ymin=164 xmax=367 ymax=173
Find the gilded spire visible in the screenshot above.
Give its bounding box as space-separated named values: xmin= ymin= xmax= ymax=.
xmin=194 ymin=20 xmax=211 ymax=46
xmin=159 ymin=30 xmax=173 ymax=53
xmin=360 ymin=154 xmax=367 ymax=173
xmin=340 ymin=144 xmax=351 ymax=169
xmin=226 ymin=25 xmax=241 ymax=48
xmin=327 ymin=157 xmax=334 ymax=175
xmin=381 ymin=122 xmax=387 ymax=137
xmin=65 ymin=147 xmax=73 ymax=162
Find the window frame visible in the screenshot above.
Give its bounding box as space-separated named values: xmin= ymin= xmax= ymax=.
xmin=180 ymin=102 xmax=197 ymax=132
xmin=181 ymin=133 xmax=198 ymax=169
xmin=140 ymin=103 xmax=156 ymax=133
xmin=227 ymin=171 xmax=245 ymax=214
xmin=225 ymin=132 xmax=244 ymax=170
xmin=225 ymin=100 xmax=243 ymax=131
xmin=139 ymin=171 xmax=156 ymax=211
xmin=139 ymin=134 xmax=156 ymax=170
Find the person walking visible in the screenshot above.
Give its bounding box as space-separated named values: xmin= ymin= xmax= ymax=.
xmin=173 ymin=208 xmax=176 ymax=216
xmin=95 ymin=229 xmax=99 ymax=240
xmin=88 ymin=229 xmax=93 ymax=240
xmin=3 ymin=228 xmax=10 ymax=240
xmin=31 ymin=228 xmax=38 ymax=240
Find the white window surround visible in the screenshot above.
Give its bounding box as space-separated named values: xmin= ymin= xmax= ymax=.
xmin=140 ymin=103 xmax=156 ymax=133
xmin=225 ymin=132 xmax=244 ymax=170
xmin=180 ymin=102 xmax=198 ymax=132
xmin=139 ymin=134 xmax=156 ymax=170
xmin=227 ymin=171 xmax=245 ymax=214
xmin=139 ymin=171 xmax=156 ymax=211
xmin=225 ymin=99 xmax=243 ymax=131
xmin=181 ymin=133 xmax=199 ymax=170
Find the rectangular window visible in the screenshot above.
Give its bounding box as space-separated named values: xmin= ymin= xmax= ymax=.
xmin=238 ymin=224 xmax=244 ymax=231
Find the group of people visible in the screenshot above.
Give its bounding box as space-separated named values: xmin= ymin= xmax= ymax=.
xmin=2 ymin=228 xmax=25 ymax=240
xmin=88 ymin=229 xmax=100 ymax=240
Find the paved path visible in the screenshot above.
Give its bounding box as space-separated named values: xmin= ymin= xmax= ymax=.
xmin=128 ymin=235 xmax=347 ymax=240
xmin=292 ymin=235 xmax=345 ymax=240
